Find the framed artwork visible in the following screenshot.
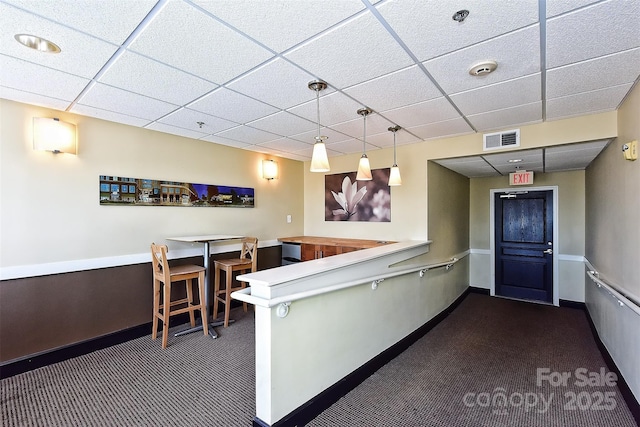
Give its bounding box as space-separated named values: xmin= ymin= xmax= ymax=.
xmin=99 ymin=175 xmax=254 ymax=208
xmin=325 ymin=168 xmax=391 ymax=222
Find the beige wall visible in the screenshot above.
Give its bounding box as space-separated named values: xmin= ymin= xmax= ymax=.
xmin=303 ymin=111 xmax=616 ymax=247
xmin=585 ymin=82 xmax=640 ymax=300
xmin=426 ymin=161 xmax=470 ymax=260
xmin=584 ymin=82 xmax=640 ymax=402
xmin=0 ymin=99 xmax=304 ymax=271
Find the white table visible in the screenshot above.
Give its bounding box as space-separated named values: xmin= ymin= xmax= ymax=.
xmin=166 ymin=234 xmax=244 ymax=338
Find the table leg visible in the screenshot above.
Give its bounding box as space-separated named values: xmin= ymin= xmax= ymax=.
xmin=174 ymin=240 xmax=233 ymax=339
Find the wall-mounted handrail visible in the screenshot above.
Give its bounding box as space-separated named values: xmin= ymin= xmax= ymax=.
xmin=587 ymin=270 xmax=640 ymax=317
xmin=232 ymin=253 xmax=466 ymax=310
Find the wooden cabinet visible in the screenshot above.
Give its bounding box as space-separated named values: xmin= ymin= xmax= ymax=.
xmin=280 ymin=236 xmax=392 ymax=261
xmin=301 ymin=243 xmax=338 ymax=261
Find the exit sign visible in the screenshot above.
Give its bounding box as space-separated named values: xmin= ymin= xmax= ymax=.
xmin=509 ymin=170 xmax=534 ymax=186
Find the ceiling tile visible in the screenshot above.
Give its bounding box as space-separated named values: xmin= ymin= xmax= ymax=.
xmin=128 ymin=0 xmax=274 ymax=84
xmin=0 ymin=2 xmax=119 ymax=79
xmin=466 ymin=102 xmax=542 ymax=132
xmin=546 ymin=48 xmax=640 ymax=99
xmin=193 ymin=0 xmax=364 ymax=53
xmin=226 ymin=58 xmax=318 ymax=109
xmin=0 ymin=85 xmax=70 ymax=111
xmin=287 ymin=90 xmax=363 ymax=126
xmin=256 ymin=137 xmax=312 ymax=153
xmin=382 ymin=97 xmax=461 ymax=129
xmin=545 ymin=139 xmax=610 ymax=171
xmin=145 ymin=122 xmax=209 ymax=140
xmin=451 ymin=73 xmax=541 ymax=116
xmin=201 ymin=134 xmax=250 ymax=149
xmin=215 ymin=125 xmax=281 ymax=144
xmin=366 ymin=128 xmax=420 ymax=148
xmin=434 ymin=157 xmax=499 ymax=178
xmin=547 ymin=0 xmax=640 ymax=68
xmin=157 ymin=107 xmax=237 ymax=134
xmin=330 ymin=113 xmax=394 ymax=141
xmin=289 ymin=126 xmax=352 ymax=145
xmin=3 ymin=0 xmax=157 ymax=45
xmin=406 ymin=117 xmax=473 ymax=141
xmin=0 ymin=54 xmax=90 ymax=101
xmin=343 ymin=65 xmax=442 ymax=112
xmin=70 ymin=104 xmax=151 ymax=127
xmin=188 ymin=87 xmax=279 ymax=124
xmin=546 ymin=0 xmax=601 ymax=18
xmin=423 ymin=25 xmax=540 ymax=94
xmin=326 ymin=139 xmax=376 ymax=155
xmin=99 ymin=50 xmax=218 ymax=106
xmin=546 ymin=84 xmax=633 ymax=121
xmin=284 ymin=12 xmax=414 ymax=89
xmin=77 ymin=83 xmax=179 ymax=120
xmin=483 ymin=149 xmax=543 ymax=174
xmin=377 ymin=0 xmax=539 ymax=61
xmin=247 ymin=111 xmax=316 ymax=136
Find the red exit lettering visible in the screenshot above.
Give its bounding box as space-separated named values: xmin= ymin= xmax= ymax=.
xmin=509 ymin=171 xmax=534 ymax=186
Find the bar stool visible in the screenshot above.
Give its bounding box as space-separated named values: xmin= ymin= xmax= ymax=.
xmin=151 ymin=243 xmax=208 ymax=348
xmin=213 ymin=237 xmax=258 ymax=327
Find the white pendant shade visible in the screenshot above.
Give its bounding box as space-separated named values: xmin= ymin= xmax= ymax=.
xmin=389 ymin=165 xmax=402 ymax=186
xmin=310 ymin=141 xmax=330 ymax=172
xmin=388 ymin=125 xmax=402 ymax=186
xmin=308 ymin=80 xmax=330 ymax=173
xmin=356 ymin=107 xmax=373 ymax=181
xmin=356 ymin=155 xmax=372 ymax=181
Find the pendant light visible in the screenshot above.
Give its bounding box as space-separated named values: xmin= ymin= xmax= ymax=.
xmin=388 ymin=125 xmax=402 ymax=186
xmin=308 ymin=80 xmax=330 ymax=172
xmin=356 ymin=107 xmax=372 ymax=181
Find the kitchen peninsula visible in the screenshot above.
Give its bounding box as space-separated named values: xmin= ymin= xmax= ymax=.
xmin=278 ymin=236 xmax=393 ymax=262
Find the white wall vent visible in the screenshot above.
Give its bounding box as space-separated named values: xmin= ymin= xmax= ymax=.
xmin=483 ymin=129 xmax=520 ymax=151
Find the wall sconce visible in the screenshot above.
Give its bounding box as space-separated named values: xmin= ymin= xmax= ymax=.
xmin=262 ymin=159 xmax=278 ymax=180
xmin=33 ymin=117 xmax=77 ymax=154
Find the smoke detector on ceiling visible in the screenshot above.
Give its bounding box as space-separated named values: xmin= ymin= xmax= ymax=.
xmin=468 ymin=60 xmax=498 ymax=76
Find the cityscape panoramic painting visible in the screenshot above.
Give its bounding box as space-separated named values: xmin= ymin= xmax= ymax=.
xmin=99 ymin=175 xmax=254 ymax=208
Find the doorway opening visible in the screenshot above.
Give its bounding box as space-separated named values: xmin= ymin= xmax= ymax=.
xmin=490 ymin=187 xmax=559 ymax=306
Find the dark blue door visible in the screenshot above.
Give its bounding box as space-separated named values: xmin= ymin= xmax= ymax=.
xmin=495 ymin=190 xmax=553 ymax=303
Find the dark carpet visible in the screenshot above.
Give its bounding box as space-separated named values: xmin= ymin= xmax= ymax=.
xmin=1 ymin=294 xmax=636 ymax=426
xmin=309 ymin=293 xmax=637 ymax=427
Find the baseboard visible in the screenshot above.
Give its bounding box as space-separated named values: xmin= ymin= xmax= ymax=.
xmin=584 ymin=306 xmax=640 ymax=425
xmin=259 ymin=287 xmax=472 ymax=427
xmin=559 ymin=299 xmax=586 ymax=310
xmin=0 ymin=312 xmax=197 ymax=379
xmin=468 ymin=286 xmax=490 ymax=295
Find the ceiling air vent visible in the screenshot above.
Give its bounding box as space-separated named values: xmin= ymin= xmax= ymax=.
xmin=483 ymin=129 xmax=520 ymax=151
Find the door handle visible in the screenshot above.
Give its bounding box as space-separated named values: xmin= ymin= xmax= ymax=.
xmin=543 ymin=249 xmax=553 ymax=254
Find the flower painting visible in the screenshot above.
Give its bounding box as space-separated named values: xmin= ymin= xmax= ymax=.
xmin=325 ymin=168 xmax=391 ymax=222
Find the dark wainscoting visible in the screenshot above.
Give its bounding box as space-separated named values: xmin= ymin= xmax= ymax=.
xmin=0 ymin=245 xmax=281 ymax=378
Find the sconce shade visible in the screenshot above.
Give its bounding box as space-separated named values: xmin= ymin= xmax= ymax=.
xmin=356 ymin=155 xmax=372 ymax=181
xmin=33 ymin=117 xmax=77 ymax=154
xmin=262 ymin=159 xmax=278 ymax=180
xmin=310 ymin=140 xmax=330 ymax=172
xmin=389 ymin=165 xmax=402 ymax=186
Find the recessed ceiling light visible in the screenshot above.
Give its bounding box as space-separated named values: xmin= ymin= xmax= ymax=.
xmin=468 ymin=60 xmax=498 ymax=76
xmin=14 ymin=34 xmax=61 ymax=53
xmin=508 ymin=159 xmax=523 ymax=163
xmin=452 ymin=10 xmax=469 ymax=22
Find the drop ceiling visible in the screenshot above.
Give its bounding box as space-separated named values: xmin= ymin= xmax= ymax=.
xmin=433 ymin=139 xmax=611 ymax=178
xmin=1 ymin=0 xmax=638 ymax=163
